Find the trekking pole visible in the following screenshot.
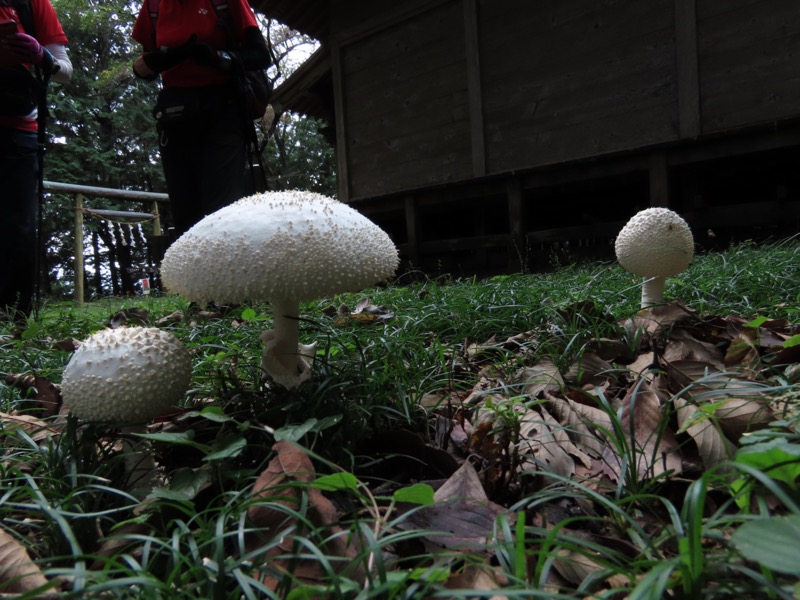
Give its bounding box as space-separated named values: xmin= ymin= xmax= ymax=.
xmin=33 ymin=63 xmax=53 ymax=320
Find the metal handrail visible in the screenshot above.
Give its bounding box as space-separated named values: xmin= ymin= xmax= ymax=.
xmin=44 ymin=180 xmax=170 ymax=305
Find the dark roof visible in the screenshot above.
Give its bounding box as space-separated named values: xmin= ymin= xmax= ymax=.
xmin=250 ymin=0 xmax=330 ymax=42
xmin=250 ymin=0 xmax=333 ymax=120
xmin=269 ymin=47 xmax=333 ymax=121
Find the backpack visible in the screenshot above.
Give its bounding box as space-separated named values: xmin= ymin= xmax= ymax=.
xmin=0 ymin=0 xmax=45 ymax=116
xmin=146 ymin=0 xmax=272 ymax=120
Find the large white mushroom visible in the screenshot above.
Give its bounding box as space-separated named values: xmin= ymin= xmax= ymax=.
xmin=159 ymin=190 xmax=399 ymax=389
xmin=615 ymin=207 xmax=694 ymax=307
xmin=61 ymin=326 xmax=192 ymax=490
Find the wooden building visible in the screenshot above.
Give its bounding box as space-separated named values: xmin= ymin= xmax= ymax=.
xmin=252 ymin=0 xmax=800 ymax=274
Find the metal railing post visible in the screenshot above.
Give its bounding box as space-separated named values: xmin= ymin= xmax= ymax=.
xmin=44 ymin=181 xmax=169 ymax=305
xmin=74 ymin=193 xmax=84 ymax=305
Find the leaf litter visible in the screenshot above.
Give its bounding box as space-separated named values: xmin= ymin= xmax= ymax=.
xmin=0 ymin=299 xmax=798 ymax=596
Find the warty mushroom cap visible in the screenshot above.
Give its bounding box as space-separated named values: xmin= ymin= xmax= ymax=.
xmin=614 ymin=207 xmax=694 ymax=278
xmin=160 ymin=190 xmax=400 ymax=306
xmin=61 ymin=326 xmax=192 ymax=423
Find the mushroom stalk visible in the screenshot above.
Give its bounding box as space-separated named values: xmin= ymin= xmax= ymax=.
xmin=641 ymin=276 xmax=666 ymax=307
xmin=260 ymin=298 xmax=317 ymax=388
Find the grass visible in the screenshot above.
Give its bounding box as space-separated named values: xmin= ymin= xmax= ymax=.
xmin=0 ymin=238 xmax=799 ymax=598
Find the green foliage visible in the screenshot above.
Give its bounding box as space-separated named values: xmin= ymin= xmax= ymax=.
xmin=1 ymin=240 xmax=799 ymax=597
xmin=264 ymin=114 xmax=336 ymax=196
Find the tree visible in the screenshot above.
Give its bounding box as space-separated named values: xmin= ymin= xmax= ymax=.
xmin=44 ymin=0 xmax=159 ymax=298
xmin=41 ymin=2 xmax=336 ymax=298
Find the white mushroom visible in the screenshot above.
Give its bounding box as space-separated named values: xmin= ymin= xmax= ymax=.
xmin=61 ymin=326 xmax=192 ymax=490
xmin=159 ymin=190 xmax=399 ymax=389
xmin=615 ymin=207 xmax=694 ymax=307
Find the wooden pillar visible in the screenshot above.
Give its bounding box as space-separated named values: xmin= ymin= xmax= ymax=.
xmin=507 ymin=179 xmax=525 ymax=271
xmin=463 ymin=0 xmax=486 ymax=177
xmin=649 ymin=152 xmax=670 ymax=207
xmin=74 ymin=193 xmax=84 ymax=305
xmin=404 ymin=195 xmax=420 ymax=268
xmin=151 ymin=200 xmax=162 ymax=236
xmin=675 ymin=0 xmax=701 ymax=138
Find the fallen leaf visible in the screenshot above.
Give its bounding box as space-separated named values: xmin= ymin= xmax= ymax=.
xmin=601 ymin=376 xmax=682 ymax=482
xmin=0 ymin=528 xmax=51 ymax=595
xmin=0 ymin=412 xmax=62 ymax=444
xmin=445 ymin=564 xmax=509 ymax=598
xmin=402 ymin=461 xmax=511 ymax=552
xmin=565 ymin=353 xmax=616 ymax=387
xmin=3 ymin=374 xmax=61 ymax=416
xmin=246 ymin=441 xmax=363 ymax=591
xmin=546 ymin=392 xmax=613 ymax=457
xmin=553 ymin=548 xmax=629 ymax=589
xmin=516 ymin=359 xmax=564 ymax=397
xmin=674 ymin=397 xmax=737 ymax=469
xmin=516 ymin=404 xmax=592 ymax=478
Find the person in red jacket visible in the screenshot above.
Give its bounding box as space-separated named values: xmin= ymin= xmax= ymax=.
xmin=0 ymin=0 xmax=72 ymax=321
xmin=131 ymin=0 xmax=271 ymax=242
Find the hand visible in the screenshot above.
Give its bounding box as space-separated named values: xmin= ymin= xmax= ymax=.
xmin=192 ymin=42 xmax=222 ymax=69
xmin=141 ymin=34 xmax=199 ymax=73
xmin=2 ymin=32 xmax=44 ymax=65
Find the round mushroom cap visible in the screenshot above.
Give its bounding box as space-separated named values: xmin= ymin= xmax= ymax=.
xmin=61 ymin=327 xmax=192 ymax=423
xmin=614 ymin=207 xmax=694 ymax=277
xmin=160 ymin=190 xmax=400 ymax=305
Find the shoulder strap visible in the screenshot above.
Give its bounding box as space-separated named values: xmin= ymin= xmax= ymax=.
xmin=146 ymin=0 xmax=159 ymax=44
xmin=208 ymin=0 xmax=238 ymax=49
xmin=10 ymin=0 xmax=36 ymax=38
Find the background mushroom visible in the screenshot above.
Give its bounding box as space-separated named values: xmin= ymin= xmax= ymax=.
xmin=61 ymin=326 xmax=192 ymax=490
xmin=614 ymin=207 xmax=694 ymax=307
xmin=160 ymin=190 xmax=399 ymax=389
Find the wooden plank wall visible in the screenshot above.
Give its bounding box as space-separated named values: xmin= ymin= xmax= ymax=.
xmin=479 ymin=0 xmax=679 ymax=174
xmin=338 ymin=1 xmax=473 ymax=199
xmin=328 ymin=0 xmax=800 ymax=275
xmin=697 ymin=0 xmax=800 ymax=133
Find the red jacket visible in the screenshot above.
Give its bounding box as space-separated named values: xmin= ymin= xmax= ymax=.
xmin=0 ymin=0 xmax=68 ymax=132
xmin=132 ymin=0 xmax=259 ymax=89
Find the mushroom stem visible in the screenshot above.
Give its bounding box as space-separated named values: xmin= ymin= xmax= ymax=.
xmin=260 ymin=298 xmax=317 ymax=388
xmin=641 ymin=276 xmax=666 ymax=307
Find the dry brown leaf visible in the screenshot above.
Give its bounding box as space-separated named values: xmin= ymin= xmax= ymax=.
xmin=565 ymin=353 xmax=615 ymax=387
xmin=674 ymin=397 xmax=737 ymax=469
xmin=622 ymin=301 xmax=695 ymax=336
xmin=403 ymin=461 xmax=511 ymax=552
xmin=91 ymin=522 xmax=151 ymax=570
xmin=2 ymin=374 xmax=61 ymax=417
xmin=0 ymin=528 xmax=50 ymax=595
xmin=444 ymin=564 xmax=509 ymax=598
xmin=0 ymin=412 xmax=62 ymax=444
xmin=545 ymin=392 xmax=613 ymax=457
xmin=516 ymin=358 xmax=564 ymax=397
xmin=663 ymin=327 xmax=725 ymax=368
xmin=715 ymin=397 xmax=774 ymax=440
xmin=601 ymin=377 xmax=682 ymax=482
xmin=725 ymin=329 xmax=762 ymax=375
xmin=246 ymin=441 xmax=363 ymax=590
xmin=553 ymin=548 xmax=629 ymax=590
xmin=516 ymin=404 xmax=592 ymax=478
xmin=665 ymin=360 xmax=774 ymax=440
xmin=626 ymin=351 xmax=656 ymax=376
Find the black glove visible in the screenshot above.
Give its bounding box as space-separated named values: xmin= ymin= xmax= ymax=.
xmin=189 ymin=41 xmax=223 ymax=68
xmin=142 ymin=34 xmax=199 ymax=73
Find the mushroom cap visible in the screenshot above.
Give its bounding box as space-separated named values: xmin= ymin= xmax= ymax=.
xmin=160 ymin=190 xmax=400 ymax=305
xmin=614 ymin=207 xmax=694 ymax=277
xmin=61 ymin=327 xmax=192 ymax=423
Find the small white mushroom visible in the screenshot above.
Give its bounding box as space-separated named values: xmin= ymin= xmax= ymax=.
xmin=159 ymin=190 xmax=399 ymax=389
xmin=615 ymin=207 xmax=694 ymax=307
xmin=61 ymin=326 xmax=192 ymax=490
